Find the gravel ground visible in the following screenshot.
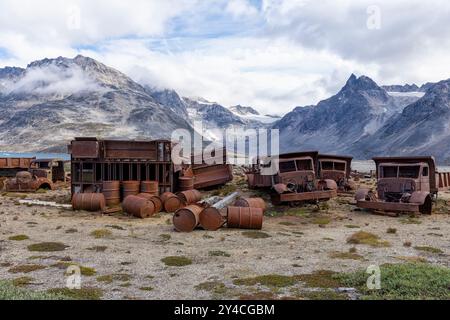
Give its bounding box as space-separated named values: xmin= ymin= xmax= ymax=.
xmin=0 ymin=182 xmax=449 ymax=300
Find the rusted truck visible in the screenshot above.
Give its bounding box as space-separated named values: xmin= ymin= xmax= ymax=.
xmin=5 ymin=158 xmax=66 ymax=192
xmin=0 ymin=157 xmax=36 ymax=178
xmin=355 ymin=156 xmax=447 ymax=215
xmin=246 ymin=151 xmax=337 ymax=205
xmin=317 ymin=154 xmax=355 ymax=191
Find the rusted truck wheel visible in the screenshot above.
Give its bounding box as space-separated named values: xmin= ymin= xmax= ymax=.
xmin=419 ymin=195 xmax=433 ymax=215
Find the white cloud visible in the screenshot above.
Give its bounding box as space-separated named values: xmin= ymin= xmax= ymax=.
xmin=226 ymin=0 xmax=259 ymax=18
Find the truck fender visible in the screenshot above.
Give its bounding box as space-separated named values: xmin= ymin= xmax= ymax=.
xmin=355 ymin=188 xmax=370 ymax=201
xmin=318 ymin=179 xmax=338 ymax=191
xmin=409 ymin=191 xmax=430 ymax=204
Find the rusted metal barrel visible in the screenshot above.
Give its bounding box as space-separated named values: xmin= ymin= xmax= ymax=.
xmin=141 ymin=181 xmax=159 ymax=195
xmin=122 ymin=181 xmax=140 ymax=199
xmin=233 ymin=198 xmax=267 ymax=213
xmin=72 ymin=193 xmax=106 ymax=212
xmin=199 ymin=207 xmax=227 ymax=231
xmin=178 ymin=176 xmax=194 ymax=191
xmin=227 ymin=207 xmax=263 ymax=230
xmin=173 ymin=205 xmax=203 ymax=232
xmin=136 ymin=193 xmax=163 ymax=213
xmin=102 ymin=181 xmax=121 ymax=206
xmin=176 ymin=189 xmax=202 ymax=205
xmin=161 ymin=192 xmax=183 ymax=213
xmin=122 ymin=195 xmax=155 ymax=219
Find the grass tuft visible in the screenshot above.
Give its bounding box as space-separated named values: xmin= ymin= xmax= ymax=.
xmin=347 ymin=231 xmax=390 ymax=247
xmin=27 ymin=242 xmax=68 ymax=252
xmin=161 ymin=256 xmax=192 ymax=267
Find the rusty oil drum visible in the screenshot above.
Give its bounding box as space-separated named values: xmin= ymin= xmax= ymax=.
xmin=136 ymin=193 xmax=163 ymax=213
xmin=178 ymin=176 xmax=194 ymax=191
xmin=122 ymin=195 xmax=155 ymax=219
xmin=72 ymin=193 xmax=106 ymax=212
xmin=141 ymin=181 xmax=159 ymax=195
xmin=176 ymin=190 xmax=202 ymax=205
xmin=199 ymin=207 xmax=226 ymax=231
xmin=122 ymin=181 xmax=140 ymax=199
xmin=102 ymin=181 xmax=121 ymax=206
xmin=161 ymin=192 xmax=183 ymax=213
xmin=173 ymin=204 xmax=203 ymax=232
xmin=233 ymin=197 xmax=267 ymax=213
xmin=227 ymin=206 xmax=264 ymax=230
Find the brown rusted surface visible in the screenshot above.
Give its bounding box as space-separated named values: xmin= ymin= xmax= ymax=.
xmin=161 ymin=192 xmax=183 ymax=213
xmin=227 ymin=207 xmax=263 ymax=230
xmin=355 ymin=156 xmax=437 ymax=214
xmin=0 ymin=157 xmax=36 ymax=178
xmin=176 ymin=190 xmax=202 ymax=205
xmin=72 ymin=193 xmax=106 ymax=212
xmin=188 ymin=164 xmax=233 ymax=189
xmin=233 ymin=198 xmax=267 ymax=213
xmin=70 ymin=138 xmax=174 ymax=196
xmin=122 ymin=195 xmax=155 ymax=218
xmin=199 ymin=207 xmax=226 ymax=231
xmin=140 ymin=181 xmax=159 ymax=195
xmin=122 ymin=181 xmax=140 ymax=199
xmin=102 ymin=181 xmax=121 ymax=206
xmin=317 ymin=154 xmax=352 ymax=182
xmin=173 ymin=205 xmax=203 ymax=232
xmin=272 ymin=189 xmax=337 ymax=204
xmin=5 ymin=171 xmax=53 ymax=192
xmin=178 ymin=176 xmax=194 ymax=191
xmin=136 ymin=194 xmax=163 ymax=213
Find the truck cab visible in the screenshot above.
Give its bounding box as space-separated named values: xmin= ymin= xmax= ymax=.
xmin=29 ymin=159 xmax=66 ymax=183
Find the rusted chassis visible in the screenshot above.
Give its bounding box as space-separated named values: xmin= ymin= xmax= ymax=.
xmin=272 ymin=189 xmax=337 ymax=205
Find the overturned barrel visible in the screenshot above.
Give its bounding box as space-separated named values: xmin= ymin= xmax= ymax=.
xmin=122 ymin=195 xmax=155 ymax=219
xmin=122 ymin=181 xmax=140 ymax=199
xmin=233 ymin=198 xmax=267 ymax=213
xmin=72 ymin=193 xmax=106 ymax=212
xmin=178 ymin=176 xmax=194 ymax=191
xmin=102 ymin=181 xmax=121 ymax=206
xmin=227 ymin=207 xmax=263 ymax=230
xmin=136 ymin=193 xmax=163 ymax=213
xmin=173 ymin=205 xmax=203 ymax=232
xmin=161 ymin=192 xmax=183 ymax=213
xmin=141 ymin=181 xmax=159 ymax=196
xmin=199 ymin=207 xmax=227 ymax=231
xmin=176 ymin=190 xmax=202 ymax=205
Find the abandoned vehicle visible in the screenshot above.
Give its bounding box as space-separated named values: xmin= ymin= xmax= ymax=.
xmin=317 ymin=154 xmax=355 ymax=191
xmin=245 ymin=151 xmax=337 ymax=205
xmin=355 ymin=156 xmax=450 ymax=215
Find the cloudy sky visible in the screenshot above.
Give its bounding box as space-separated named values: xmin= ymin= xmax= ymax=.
xmin=0 ymin=0 xmax=449 ymax=115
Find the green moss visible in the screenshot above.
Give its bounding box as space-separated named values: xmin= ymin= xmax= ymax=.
xmin=279 ymin=221 xmax=296 ymax=226
xmin=414 ymin=246 xmax=443 ymax=254
xmin=119 ymin=282 xmax=131 ymax=288
xmin=159 ymin=234 xmax=171 ymax=241
xmin=87 ymin=246 xmax=108 ymax=252
xmin=296 ymin=270 xmax=341 ymax=288
xmin=311 ymin=217 xmax=331 ymax=225
xmin=202 ymin=234 xmax=214 ymax=239
xmin=233 ymin=274 xmax=296 ymax=288
xmin=52 ymin=262 xmax=97 ymax=276
xmin=400 ymin=217 xmax=422 ymax=225
xmin=0 ymin=280 xmax=67 ymax=300
xmin=161 ymin=256 xmax=192 ymax=267
xmin=337 ymin=263 xmax=450 ymax=300
xmin=47 ymin=287 xmax=103 ymax=300
xmin=195 ymin=281 xmax=227 ymax=295
xmin=8 ymin=234 xmax=29 ymax=241
xmin=90 ymin=229 xmax=112 ymax=239
xmin=329 ymin=251 xmax=364 ymax=260
xmin=8 ymin=264 xmax=46 ymax=274
xmin=211 ymin=184 xmax=237 ymax=196
xmin=27 ymin=242 xmax=68 ymax=252
xmin=209 ymin=250 xmax=231 ymax=257
xmin=35 ymin=189 xmax=47 ymax=194
xmin=347 ymin=231 xmax=390 ymax=247
xmin=345 ymin=225 xmax=360 ymax=229
xmin=387 ymin=228 xmax=397 ymax=234
xmin=106 ymin=225 xmax=125 ymax=230
xmin=242 ymin=231 xmax=271 ymax=239
xmin=139 ymin=287 xmax=153 ymax=291
xmin=12 ymin=276 xmax=34 ymax=287
xmin=97 ymin=273 xmax=132 ymax=284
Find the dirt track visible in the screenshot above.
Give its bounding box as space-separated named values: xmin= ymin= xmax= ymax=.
xmin=0 ymin=183 xmax=449 ymax=300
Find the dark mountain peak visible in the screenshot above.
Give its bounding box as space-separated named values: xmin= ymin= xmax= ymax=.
xmin=229 ymin=105 xmax=260 ymax=116
xmin=342 ymin=74 xmax=381 ymax=92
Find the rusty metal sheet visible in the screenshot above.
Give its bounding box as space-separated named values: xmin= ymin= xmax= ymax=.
xmin=273 ymin=189 xmax=337 ymax=203
xmin=0 ymin=157 xmax=35 ymax=169
xmin=356 ymin=200 xmax=421 ymax=213
xmin=71 ymin=140 xmax=99 ymax=158
xmin=104 ymin=140 xmax=158 ymax=159
xmin=190 ymin=164 xmax=233 ymax=189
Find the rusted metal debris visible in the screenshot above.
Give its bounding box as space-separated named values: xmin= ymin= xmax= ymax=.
xmin=0 ymin=157 xmax=36 ymax=178
xmin=6 ymin=171 xmax=54 ymax=193
xmin=161 ymin=192 xmax=183 ymax=213
xmin=173 ymin=204 xmax=204 ymax=232
xmin=72 ymin=193 xmax=106 ymax=212
xmin=317 ymin=154 xmax=355 ymax=191
xmin=122 ymin=195 xmax=156 ymax=219
xmin=227 ymin=207 xmax=264 ymax=230
xmin=245 ymin=151 xmax=338 ymax=205
xmin=233 ymin=197 xmax=267 ymax=213
xmin=199 ymin=192 xmax=239 ymax=231
xmin=355 ymin=156 xmax=441 ymax=215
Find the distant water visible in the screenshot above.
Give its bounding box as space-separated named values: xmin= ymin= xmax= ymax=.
xmin=0 ymin=152 xmax=70 ymax=161
xmin=352 ymin=160 xmax=450 ymax=173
